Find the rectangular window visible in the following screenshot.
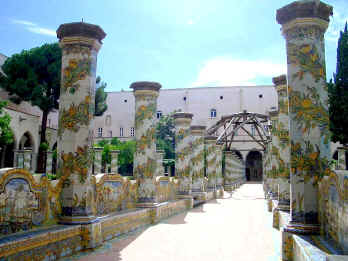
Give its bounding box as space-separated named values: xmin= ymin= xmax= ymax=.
xmin=251 ymin=126 xmax=255 ymax=136
xmin=210 ymin=109 xmax=217 ymax=118
xmin=120 ymin=127 xmax=124 ymax=137
xmin=157 ymin=111 xmax=162 ymax=119
xmin=109 ymin=130 xmax=112 ymax=137
xmin=98 ymin=128 xmax=103 ymax=137
xmin=130 ymin=127 xmax=135 ymax=137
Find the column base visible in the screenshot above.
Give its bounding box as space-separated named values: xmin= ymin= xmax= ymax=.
xmin=283 ymin=222 xmax=320 ymax=235
xmin=136 ymin=202 xmax=161 ymax=208
xmin=59 ymin=215 xmax=98 ymax=225
xmin=192 ymin=191 xmax=208 ymax=201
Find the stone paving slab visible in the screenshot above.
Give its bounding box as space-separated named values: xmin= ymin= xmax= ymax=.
xmin=63 ymin=183 xmax=281 ymax=261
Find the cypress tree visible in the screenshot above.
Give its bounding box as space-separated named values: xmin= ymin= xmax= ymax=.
xmin=329 ymin=22 xmax=348 ymax=145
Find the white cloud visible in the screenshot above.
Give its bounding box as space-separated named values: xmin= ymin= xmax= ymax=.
xmin=27 ymin=27 xmax=56 ymax=37
xmin=192 ymin=57 xmax=286 ymax=87
xmin=11 ymin=19 xmax=36 ymax=27
xmin=327 ymin=10 xmax=348 ymax=42
xmin=11 ymin=18 xmax=56 ymax=37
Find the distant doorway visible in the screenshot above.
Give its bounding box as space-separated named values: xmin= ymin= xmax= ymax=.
xmin=246 ymin=151 xmax=263 ymax=181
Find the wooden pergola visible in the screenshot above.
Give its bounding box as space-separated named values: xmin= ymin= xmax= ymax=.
xmin=206 ymin=110 xmax=272 ymax=151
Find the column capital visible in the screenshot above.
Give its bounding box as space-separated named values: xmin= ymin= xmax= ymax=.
xmin=277 ymin=1 xmax=332 ymax=40
xmin=190 ymin=125 xmax=206 ymax=135
xmin=174 ymin=112 xmax=193 ymax=126
xmin=57 ymin=22 xmax=106 ymax=52
xmin=204 ymin=135 xmax=217 ymax=143
xmin=130 ymin=81 xmax=161 ymax=93
xmin=276 ymin=1 xmax=332 ymax=26
xmin=269 ymin=110 xmax=279 ymax=118
xmin=272 ymin=74 xmax=287 ymax=86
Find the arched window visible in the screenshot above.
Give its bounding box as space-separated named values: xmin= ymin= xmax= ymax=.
xmin=157 ymin=111 xmax=162 ymax=119
xmin=105 ymin=115 xmax=111 ymax=126
xmin=210 ymin=109 xmax=217 ymax=118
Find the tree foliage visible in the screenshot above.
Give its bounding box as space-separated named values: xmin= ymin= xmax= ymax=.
xmin=96 ymin=138 xmax=136 ymax=175
xmin=155 ymin=112 xmax=175 ymax=160
xmin=0 ymin=43 xmax=61 ymax=172
xmin=0 ymin=43 xmax=109 ymax=171
xmin=95 ymin=76 xmax=108 ymax=116
xmin=329 ymin=22 xmax=348 ymax=145
xmin=0 ymin=101 xmax=13 ymax=146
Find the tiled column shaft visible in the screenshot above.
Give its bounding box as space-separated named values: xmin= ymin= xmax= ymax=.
xmin=273 ymin=75 xmax=291 ymax=208
xmin=156 ymin=150 xmax=165 ymax=176
xmin=56 ymin=22 xmax=106 ymax=224
xmin=94 ymin=147 xmax=103 ymax=174
xmin=337 ymin=147 xmax=346 ymax=170
xmin=110 ymin=150 xmax=120 ymax=174
xmin=205 ymin=136 xmax=217 ymax=190
xmin=264 ymin=142 xmax=272 ymax=196
xmin=23 ymin=150 xmax=32 ymax=170
xmin=277 ymin=1 xmax=332 ymax=227
xmin=224 ymin=151 xmax=234 ymax=190
xmin=131 ymin=81 xmax=161 ymax=204
xmin=174 ymin=112 xmax=193 ymax=195
xmin=46 ymin=151 xmax=53 ymax=174
xmin=216 ymin=144 xmax=224 ymax=189
xmin=269 ymin=110 xmax=279 ymax=198
xmin=191 ymin=126 xmax=206 ymax=192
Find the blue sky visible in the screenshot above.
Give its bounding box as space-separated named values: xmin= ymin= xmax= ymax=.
xmin=1 ymin=0 xmax=347 ymax=92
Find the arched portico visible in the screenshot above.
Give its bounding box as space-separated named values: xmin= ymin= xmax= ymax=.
xmin=19 ymin=131 xmax=35 ymax=150
xmin=0 ymin=128 xmax=17 ymax=168
xmin=245 ymin=150 xmax=263 ymax=182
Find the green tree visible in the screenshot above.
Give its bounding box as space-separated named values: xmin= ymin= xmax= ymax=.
xmin=329 ymin=22 xmax=348 ymax=145
xmin=156 ymin=112 xmax=175 ymax=160
xmin=0 ymin=43 xmax=109 ymax=172
xmin=0 ymin=101 xmax=14 ymax=167
xmin=96 ymin=139 xmax=136 ymax=175
xmin=0 ymin=43 xmax=61 ymax=172
xmin=95 ymin=76 xmax=108 ymax=116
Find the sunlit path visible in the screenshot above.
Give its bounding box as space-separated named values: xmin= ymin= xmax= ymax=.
xmin=64 ymin=183 xmax=281 ymax=261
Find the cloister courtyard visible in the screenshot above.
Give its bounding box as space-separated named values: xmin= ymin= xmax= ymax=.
xmin=0 ymin=0 xmax=348 ymax=260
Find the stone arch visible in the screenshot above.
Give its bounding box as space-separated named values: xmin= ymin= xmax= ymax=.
xmin=245 ymin=150 xmax=263 ymax=182
xmin=19 ymin=131 xmax=35 ymax=150
xmin=231 ymin=149 xmax=243 ymax=161
xmin=0 ymin=128 xmax=17 ymax=168
xmin=332 ymin=150 xmax=338 ymax=160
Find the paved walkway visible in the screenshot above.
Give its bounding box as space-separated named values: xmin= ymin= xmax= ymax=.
xmin=64 ymin=183 xmax=281 ymax=261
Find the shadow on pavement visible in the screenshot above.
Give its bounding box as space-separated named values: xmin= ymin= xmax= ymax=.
xmin=65 ymin=228 xmax=147 ymax=261
xmin=162 ymin=211 xmax=188 ymax=225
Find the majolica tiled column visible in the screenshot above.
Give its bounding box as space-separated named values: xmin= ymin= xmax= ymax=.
xmin=174 ymin=112 xmax=193 ymax=195
xmin=273 ymin=75 xmax=290 ymax=210
xmin=155 ymin=149 xmax=165 ymax=177
xmin=23 ymin=149 xmax=32 ymax=171
xmin=191 ymin=126 xmax=206 ymax=192
xmin=205 ymin=136 xmax=217 ymax=191
xmin=337 ymin=147 xmax=346 ymax=170
xmin=94 ymin=147 xmax=103 ymax=174
xmin=277 ymin=0 xmax=332 ymax=232
xmin=216 ymin=144 xmax=224 ymax=189
xmin=224 ymin=151 xmax=234 ymax=191
xmin=131 ymin=81 xmax=161 ymax=205
xmin=110 ymin=150 xmax=119 ymax=174
xmin=269 ymin=110 xmax=280 ymax=200
xmin=57 ymin=22 xmax=106 ymax=224
xmin=46 ymin=151 xmax=53 ymax=174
